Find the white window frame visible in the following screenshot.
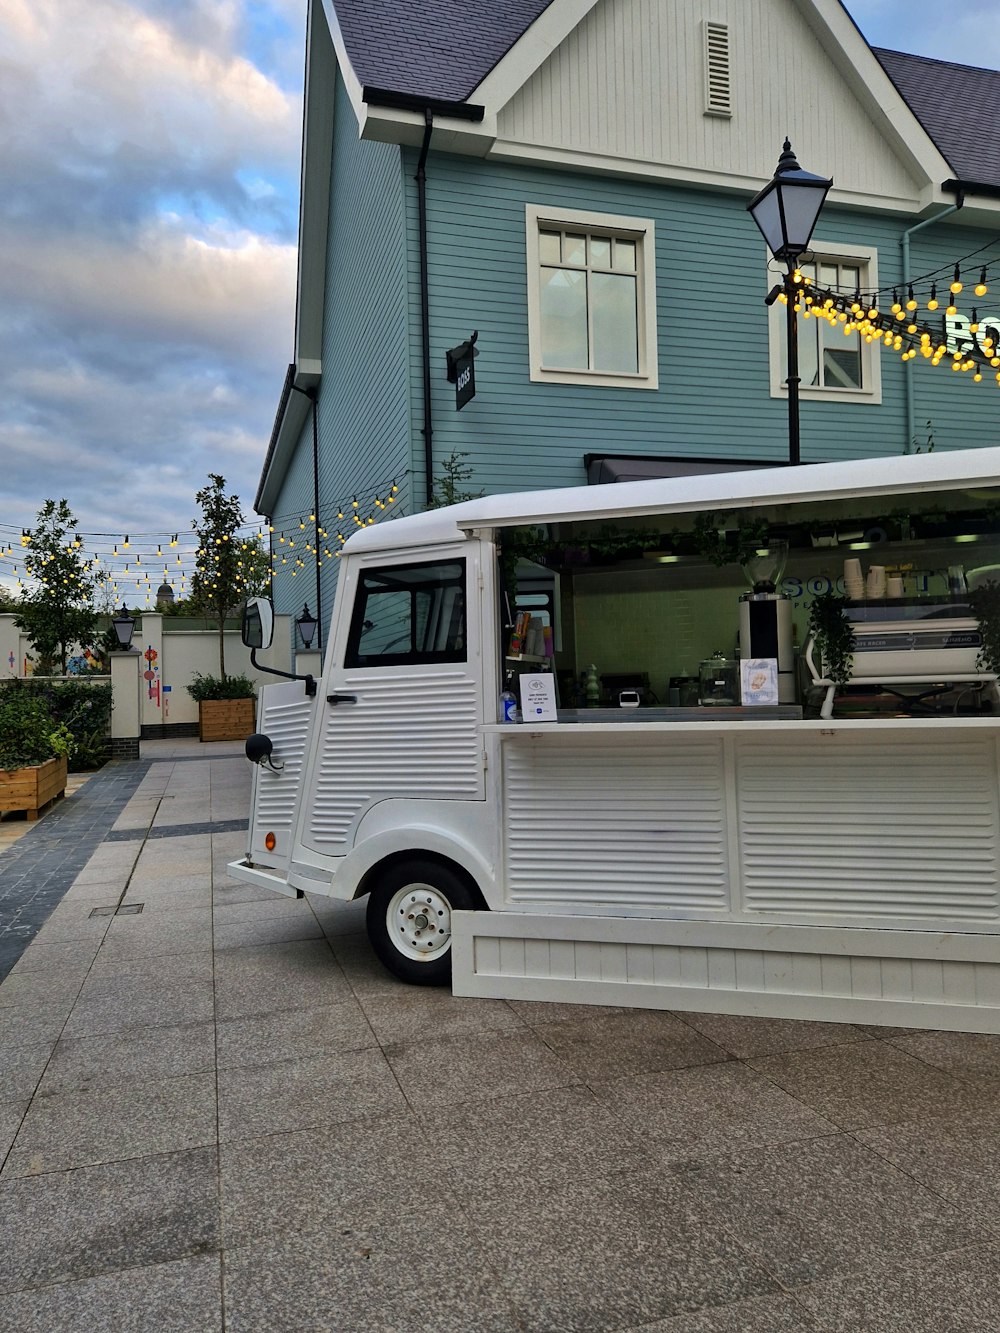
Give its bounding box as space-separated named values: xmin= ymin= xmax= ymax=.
xmin=767 ymin=240 xmax=882 ymax=405
xmin=526 ymin=204 xmax=658 ymax=390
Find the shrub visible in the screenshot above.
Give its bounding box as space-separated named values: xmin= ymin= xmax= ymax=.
xmin=186 ymin=672 xmax=256 ymax=702
xmin=0 ymin=683 xmax=60 ymax=770
xmin=0 ymin=679 xmax=112 ymax=772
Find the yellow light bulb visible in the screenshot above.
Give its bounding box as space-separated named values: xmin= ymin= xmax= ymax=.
xmin=927 ymin=298 xmax=939 ymax=311
xmin=975 ymin=283 xmax=988 ymax=297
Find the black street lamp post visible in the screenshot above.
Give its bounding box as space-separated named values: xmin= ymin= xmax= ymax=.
xmin=747 ymin=139 xmax=832 ymax=466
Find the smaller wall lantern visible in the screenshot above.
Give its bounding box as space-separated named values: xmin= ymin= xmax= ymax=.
xmin=112 ymin=605 xmax=136 ymax=650
xmin=296 ymin=603 xmax=318 ymax=650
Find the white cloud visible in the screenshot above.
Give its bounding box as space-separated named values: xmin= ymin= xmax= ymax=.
xmin=0 ymin=0 xmax=302 ymax=545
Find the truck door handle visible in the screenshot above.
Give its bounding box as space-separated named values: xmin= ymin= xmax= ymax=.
xmin=326 ymin=693 xmax=357 ymax=705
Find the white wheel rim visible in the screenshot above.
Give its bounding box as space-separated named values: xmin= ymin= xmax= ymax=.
xmin=386 ymin=882 xmax=452 ymax=962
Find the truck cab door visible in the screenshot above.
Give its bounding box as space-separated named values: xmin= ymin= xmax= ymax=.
xmin=298 ymin=544 xmax=485 ymax=858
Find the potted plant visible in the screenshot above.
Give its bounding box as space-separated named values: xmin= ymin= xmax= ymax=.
xmin=807 ymin=591 xmax=855 ymax=687
xmin=967 ymin=580 xmax=1000 ymax=675
xmin=0 ymin=683 xmax=73 ymax=821
xmin=186 ymin=672 xmax=257 ymax=742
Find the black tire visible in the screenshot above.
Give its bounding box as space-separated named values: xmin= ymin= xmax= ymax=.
xmin=365 ymin=858 xmax=480 ymax=986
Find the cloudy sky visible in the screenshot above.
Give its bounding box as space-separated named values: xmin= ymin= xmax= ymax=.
xmin=0 ymin=0 xmax=996 ymax=597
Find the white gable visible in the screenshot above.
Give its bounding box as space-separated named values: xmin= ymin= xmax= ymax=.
xmin=488 ymin=0 xmax=951 ymax=212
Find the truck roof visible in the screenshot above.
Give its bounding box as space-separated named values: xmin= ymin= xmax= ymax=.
xmin=343 ymin=446 xmax=1000 ymax=554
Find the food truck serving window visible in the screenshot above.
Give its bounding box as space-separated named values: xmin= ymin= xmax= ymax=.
xmin=346 ymin=560 xmax=467 ymax=668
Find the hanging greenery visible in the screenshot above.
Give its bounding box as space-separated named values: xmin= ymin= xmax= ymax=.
xmin=967 ymin=580 xmax=1000 ymax=675
xmin=691 ymin=511 xmax=770 ymax=567
xmin=808 ymin=591 xmax=855 ymax=687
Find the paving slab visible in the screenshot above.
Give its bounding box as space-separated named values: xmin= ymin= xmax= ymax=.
xmin=0 ymin=1145 xmax=220 ymax=1295
xmin=0 ymin=1254 xmax=223 ymax=1333
xmin=4 ymin=736 xmax=1000 ymax=1329
xmin=2 ymin=1069 xmax=218 ymax=1178
xmin=674 ymin=1133 xmax=978 ymax=1289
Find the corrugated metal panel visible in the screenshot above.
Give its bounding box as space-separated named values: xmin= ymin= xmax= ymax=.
xmin=502 ymin=734 xmax=729 ymax=908
xmin=304 ymin=672 xmax=483 ymax=848
xmin=452 ymin=912 xmax=1000 ymax=1032
xmin=250 ymin=689 xmax=315 ymax=863
xmin=737 ymin=738 xmax=1000 ymax=920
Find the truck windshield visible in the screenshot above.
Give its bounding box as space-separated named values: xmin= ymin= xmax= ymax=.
xmin=345 ymin=560 xmax=466 ymax=667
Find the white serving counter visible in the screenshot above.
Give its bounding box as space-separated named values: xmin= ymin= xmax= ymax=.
xmin=455 ymin=715 xmax=1000 ymax=1032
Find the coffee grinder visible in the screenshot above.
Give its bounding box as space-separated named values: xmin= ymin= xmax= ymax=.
xmin=738 ymin=540 xmax=795 ymax=703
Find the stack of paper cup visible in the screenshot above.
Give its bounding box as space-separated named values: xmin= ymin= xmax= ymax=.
xmin=844 ymin=558 xmax=864 ymax=600
xmin=867 ymin=566 xmax=886 ymax=599
xmin=886 ymin=575 xmax=904 ymax=598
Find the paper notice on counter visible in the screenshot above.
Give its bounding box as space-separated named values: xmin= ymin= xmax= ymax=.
xmin=520 ymin=672 xmax=558 ymax=722
xmin=740 ymin=658 xmax=778 ymax=706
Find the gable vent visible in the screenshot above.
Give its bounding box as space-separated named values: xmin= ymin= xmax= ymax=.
xmin=703 ymin=21 xmax=732 ymax=117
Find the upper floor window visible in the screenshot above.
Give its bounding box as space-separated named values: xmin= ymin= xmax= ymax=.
xmin=526 ymin=204 xmax=658 ymax=390
xmin=346 ymin=560 xmax=466 ymax=668
xmin=768 ymin=241 xmax=882 ymax=404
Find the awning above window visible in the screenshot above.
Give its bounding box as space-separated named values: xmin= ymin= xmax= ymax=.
xmin=585 ymin=454 xmax=780 ymax=485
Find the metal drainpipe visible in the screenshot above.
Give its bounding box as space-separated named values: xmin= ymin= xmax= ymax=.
xmin=900 ymin=198 xmax=963 ymax=451
xmin=416 ymin=109 xmax=434 ymax=505
xmin=310 ymin=392 xmax=322 ymax=651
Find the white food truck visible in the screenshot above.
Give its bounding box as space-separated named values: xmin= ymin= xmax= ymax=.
xmin=230 ymin=446 xmax=1000 ymax=1033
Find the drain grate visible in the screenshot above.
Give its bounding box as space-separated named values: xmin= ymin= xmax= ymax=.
xmin=89 ymin=906 xmax=117 ymax=917
xmin=88 ymin=903 xmax=144 ymax=918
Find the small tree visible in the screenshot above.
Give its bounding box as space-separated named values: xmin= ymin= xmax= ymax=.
xmin=15 ymin=499 xmax=98 ymax=674
xmin=427 ymin=450 xmax=483 ymax=509
xmin=190 ymin=474 xmax=248 ymax=682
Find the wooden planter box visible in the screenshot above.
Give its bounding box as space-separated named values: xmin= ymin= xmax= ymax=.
xmin=0 ymin=755 xmax=68 ymax=821
xmin=198 ymin=698 xmax=255 ymax=742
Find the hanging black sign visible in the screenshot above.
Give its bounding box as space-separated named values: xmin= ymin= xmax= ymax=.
xmin=446 ymin=331 xmax=479 ymax=411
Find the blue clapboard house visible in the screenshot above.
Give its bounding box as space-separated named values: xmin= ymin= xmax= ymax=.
xmin=255 ymin=0 xmax=1000 ymax=638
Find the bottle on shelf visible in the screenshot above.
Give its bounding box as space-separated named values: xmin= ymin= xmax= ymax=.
xmin=499 ymin=671 xmax=518 ymax=723
xmin=585 ymin=663 xmax=600 ymax=707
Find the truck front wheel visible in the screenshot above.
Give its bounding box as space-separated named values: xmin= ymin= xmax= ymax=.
xmin=365 ymin=859 xmax=479 ymax=986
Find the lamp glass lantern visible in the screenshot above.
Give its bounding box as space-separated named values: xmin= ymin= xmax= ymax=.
xmin=747 ymin=139 xmax=832 ymax=264
xmin=111 ymin=605 xmax=136 ymax=650
xmin=296 ymin=603 xmax=318 ymax=650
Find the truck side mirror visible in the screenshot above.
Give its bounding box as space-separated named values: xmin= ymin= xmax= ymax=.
xmin=242 ymin=597 xmax=274 ymax=651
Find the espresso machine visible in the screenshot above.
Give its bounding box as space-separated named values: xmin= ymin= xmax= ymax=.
xmin=738 ymin=541 xmax=796 ymax=703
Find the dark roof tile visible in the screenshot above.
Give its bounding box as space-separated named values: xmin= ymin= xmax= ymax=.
xmin=874 ymin=47 xmax=1000 ymax=190
xmin=333 ymin=0 xmax=555 ymax=103
xmin=327 ymin=5 xmax=1000 ymax=192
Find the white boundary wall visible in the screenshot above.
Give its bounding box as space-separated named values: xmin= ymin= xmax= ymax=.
xmin=0 ymin=612 xmax=294 ymax=730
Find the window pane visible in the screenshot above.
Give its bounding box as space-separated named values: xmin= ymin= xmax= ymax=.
xmin=356 ymin=590 xmax=412 ymax=658
xmin=613 ymin=239 xmax=636 ymax=272
xmin=540 ymin=267 xmax=588 ymax=368
xmin=563 ymin=233 xmax=587 ymax=265
xmin=819 ymin=263 xmax=837 ymax=287
xmin=589 ymin=236 xmax=611 ymax=266
xmin=591 ymin=272 xmax=638 ymax=373
xmin=538 ymin=230 xmax=560 ymax=264
xmin=822 ymin=338 xmax=863 ymax=389
xmin=799 ymin=313 xmax=820 ymax=388
xmin=841 ymin=264 xmax=860 ymax=291
xmin=347 ymin=561 xmax=466 ymax=666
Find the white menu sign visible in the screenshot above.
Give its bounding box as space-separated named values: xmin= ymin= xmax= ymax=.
xmin=520 ymin=672 xmax=558 ymax=722
xmin=740 ymin=658 xmax=778 ymax=706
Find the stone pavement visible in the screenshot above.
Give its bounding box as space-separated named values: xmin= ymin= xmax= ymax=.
xmin=2 ymin=738 xmax=1000 ymax=1330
